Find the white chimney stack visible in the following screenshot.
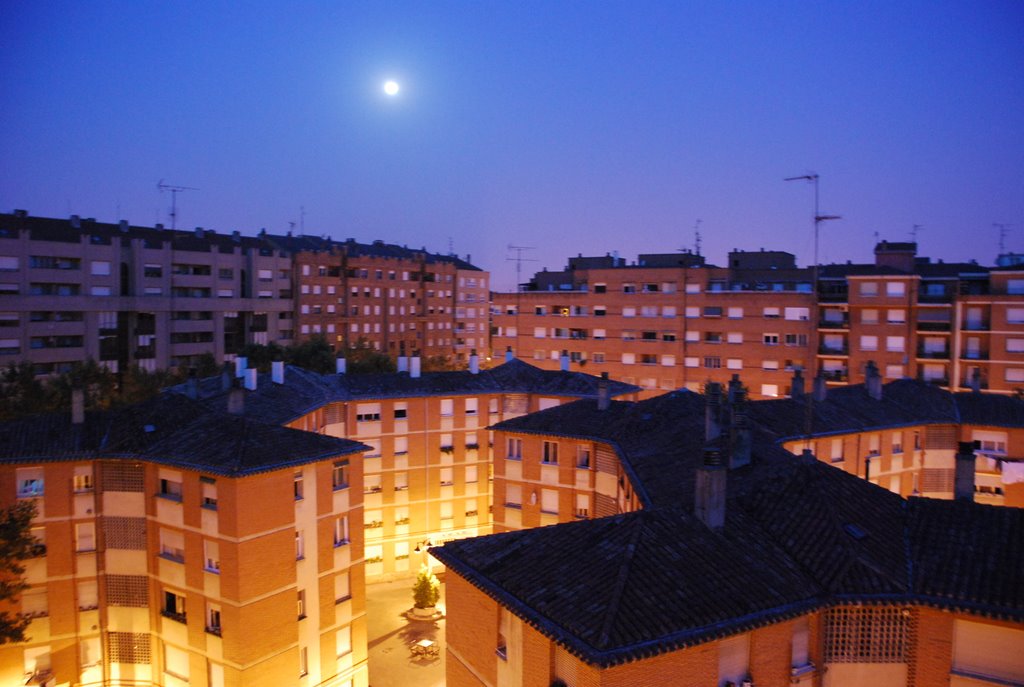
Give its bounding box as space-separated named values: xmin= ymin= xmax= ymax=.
xmin=469 ymin=349 xmax=479 ymax=375
xmin=954 ymin=441 xmax=976 ymax=502
xmin=235 ymin=356 xmax=247 ymax=378
xmin=397 ymin=354 xmax=409 ymax=373
xmin=410 ymin=353 xmax=421 ymax=378
xmin=560 ymin=350 xmax=569 ymax=372
xmin=244 ymin=367 xmax=258 ymax=391
xmin=71 ymin=388 xmax=85 ymax=425
xmin=272 ymin=360 xmax=285 ymax=384
xmin=505 ymin=346 xmax=514 ymax=363
xmin=597 ymin=372 xmax=610 ymax=411
xmin=336 ymin=357 xmax=347 ymax=375
xmin=695 ymin=444 xmax=726 ymax=530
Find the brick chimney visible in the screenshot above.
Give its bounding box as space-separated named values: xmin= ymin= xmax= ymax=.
xmin=729 ymin=386 xmax=751 ymax=469
xmin=469 ymin=349 xmax=480 ymax=374
xmin=272 ymin=360 xmax=285 ymax=385
xmin=812 ymin=369 xmax=828 ymax=402
xmin=791 ymin=368 xmax=805 ymax=399
xmin=954 ymin=441 xmax=976 ymax=501
xmin=865 ymin=361 xmax=882 ymax=400
xmin=705 ymin=382 xmax=723 ymax=442
xmin=597 ymin=372 xmax=610 ymax=411
xmin=695 ymin=444 xmax=726 ymax=530
xmin=71 ymin=388 xmax=85 ymax=425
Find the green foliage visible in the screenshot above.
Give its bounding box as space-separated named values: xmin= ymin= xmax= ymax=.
xmin=412 ymin=564 xmax=441 ymax=609
xmin=421 ymin=355 xmax=464 ymax=372
xmin=0 ymin=501 xmax=38 ymax=644
xmin=285 ymin=335 xmax=336 ymax=374
xmin=342 ymin=338 xmax=395 ymax=374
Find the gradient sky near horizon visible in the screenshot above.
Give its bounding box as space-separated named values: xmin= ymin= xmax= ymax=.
xmin=2 ymin=1 xmax=1022 ymax=290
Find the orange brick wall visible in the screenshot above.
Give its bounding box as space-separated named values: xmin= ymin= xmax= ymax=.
xmin=909 ymin=607 xmax=954 ymax=687
xmin=446 ymin=572 xmax=499 ymax=686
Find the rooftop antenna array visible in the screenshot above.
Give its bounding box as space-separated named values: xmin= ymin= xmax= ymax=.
xmin=694 ymin=218 xmax=703 ymax=256
xmin=911 ymin=224 xmax=924 ymax=243
xmin=995 ymin=223 xmax=1013 ymax=254
xmin=157 ymin=181 xmax=198 ymax=230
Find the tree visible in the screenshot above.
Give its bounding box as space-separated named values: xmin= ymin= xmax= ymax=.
xmin=286 ymin=335 xmax=336 ymax=374
xmin=343 ymin=338 xmax=396 ymax=374
xmin=412 ymin=564 xmax=440 ymax=609
xmin=0 ymin=500 xmax=38 ymax=644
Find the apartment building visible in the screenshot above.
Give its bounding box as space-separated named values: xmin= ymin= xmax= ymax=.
xmin=0 ymin=212 xmax=491 ymax=375
xmin=436 ymin=378 xmax=1024 ymax=687
xmin=0 ymin=212 xmax=294 ymax=374
xmin=175 ymin=354 xmax=638 ymax=583
xmin=0 ymin=389 xmax=369 ymax=687
xmin=493 ymin=242 xmax=1024 ymax=398
xmin=265 ymin=234 xmax=489 ymax=364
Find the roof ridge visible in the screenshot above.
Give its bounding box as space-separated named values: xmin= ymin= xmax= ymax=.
xmin=596 ymin=516 xmax=646 ymax=647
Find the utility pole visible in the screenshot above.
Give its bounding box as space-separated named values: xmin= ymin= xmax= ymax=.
xmin=157 ymin=181 xmax=198 ymax=230
xmin=507 ymin=245 xmax=537 ymax=359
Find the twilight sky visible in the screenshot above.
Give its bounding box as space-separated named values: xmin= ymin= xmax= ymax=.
xmin=2 ymin=1 xmax=1022 ymax=290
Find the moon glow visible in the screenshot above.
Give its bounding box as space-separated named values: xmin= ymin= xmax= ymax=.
xmin=383 ymin=80 xmax=400 ymax=96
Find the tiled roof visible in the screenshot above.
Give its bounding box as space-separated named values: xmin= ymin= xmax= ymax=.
xmin=176 ymin=359 xmax=639 ymax=426
xmin=444 ymin=380 xmax=1024 ymax=666
xmin=0 ymin=393 xmax=366 ymax=476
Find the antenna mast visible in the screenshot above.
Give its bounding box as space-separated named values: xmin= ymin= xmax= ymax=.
xmin=506 ymin=245 xmax=538 ymax=359
xmin=994 ymin=223 xmax=1013 ymax=254
xmin=911 ymin=224 xmax=924 ymax=243
xmin=694 ymin=218 xmax=703 ymax=256
xmin=157 ymin=181 xmax=199 ymax=230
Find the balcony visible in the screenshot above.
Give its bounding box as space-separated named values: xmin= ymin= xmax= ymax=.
xmin=818 ymin=345 xmax=848 ymax=355
xmin=916 ymin=321 xmax=951 ymax=332
xmin=963 ymin=322 xmax=990 ymax=331
xmin=961 ymin=352 xmax=989 ymax=361
xmin=818 ymin=319 xmax=849 ymax=329
xmin=917 ymin=293 xmax=952 ymax=304
xmin=819 ymin=370 xmax=848 ymax=382
xmin=917 ymin=348 xmax=950 ymax=359
xmin=918 ymin=375 xmax=950 ymax=386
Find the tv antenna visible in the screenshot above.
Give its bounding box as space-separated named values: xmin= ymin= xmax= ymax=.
xmin=694 ymin=218 xmax=703 ymax=256
xmin=911 ymin=224 xmax=924 ymax=243
xmin=157 ymin=181 xmax=198 ymax=230
xmin=507 ymin=245 xmax=538 ymax=357
xmin=994 ymin=223 xmax=1013 ymax=253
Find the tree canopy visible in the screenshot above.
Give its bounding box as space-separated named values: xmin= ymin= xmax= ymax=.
xmin=0 ymin=500 xmax=38 ymax=644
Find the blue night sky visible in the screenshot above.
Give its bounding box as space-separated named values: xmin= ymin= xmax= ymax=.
xmin=2 ymin=1 xmax=1022 ymax=289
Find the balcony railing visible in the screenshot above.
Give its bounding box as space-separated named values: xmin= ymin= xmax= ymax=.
xmin=820 ymin=370 xmax=848 ymax=382
xmin=916 ymin=321 xmax=951 ymax=331
xmin=818 ymin=346 xmax=848 ymax=355
xmin=917 ymin=348 xmax=950 ymax=359
xmin=818 ymin=320 xmax=849 ymax=329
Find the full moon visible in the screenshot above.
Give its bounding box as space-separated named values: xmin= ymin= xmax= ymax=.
xmin=383 ymin=80 xmax=400 ymax=96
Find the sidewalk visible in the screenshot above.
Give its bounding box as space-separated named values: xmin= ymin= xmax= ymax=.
xmin=366 ymin=576 xmax=446 ymax=687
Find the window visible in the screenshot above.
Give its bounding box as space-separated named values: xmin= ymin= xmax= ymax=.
xmin=394 ymin=402 xmax=408 ymax=420
xmin=684 ymin=356 xmax=699 ymax=368
xmin=206 ymin=603 xmax=222 ymax=636
xmin=886 ymin=281 xmax=906 ymax=296
xmin=505 ymin=484 xmax=522 ymax=508
xmin=204 ymin=540 xmax=220 ymax=573
xmin=16 ymin=467 xmax=44 ymax=497
xmin=661 ymin=354 xmax=676 ymax=366
xmin=295 ymin=530 xmax=305 ymax=560
xmin=465 ymin=465 xmax=479 ymax=483
xmin=334 ymin=516 xmax=350 ymax=546
xmin=887 ymin=309 xmax=905 ymax=324
xmin=860 ymin=335 xmax=878 ymax=351
xmin=621 ymin=352 xmax=635 ymax=365
xmin=761 ymin=383 xmax=779 ymax=397
xmin=727 ymin=331 xmax=743 ymax=344
xmin=784 ymin=307 xmax=810 ymax=321
xmin=497 ymin=608 xmax=511 ymax=660
xmin=727 ymin=306 xmax=743 ymax=319
xmin=785 ymin=333 xmax=808 ymax=347
xmin=831 ymin=438 xmax=844 ymax=463
xmin=541 ymin=489 xmax=559 ymax=515
xmin=952 ymin=619 xmax=1024 ymax=684
xmin=356 ymin=403 xmax=381 ymax=422
xmin=622 ymin=306 xmax=636 ymax=318
xmin=507 ymin=437 xmax=522 ymax=459
xmin=163 ymin=590 xmax=186 ymax=622
xmin=90 ymin=260 xmax=111 ymax=276
xmin=293 ymin=471 xmax=304 ymax=500
xmin=165 ymin=644 xmax=190 ymax=680
xmin=886 ymin=336 xmax=905 ymax=352
xmin=297 ymin=589 xmax=307 ymax=619
xmin=1008 ymin=308 xmax=1024 ymax=325
xmin=201 ymin=477 xmax=217 ymax=509
xmin=159 ymin=528 xmax=184 ymax=562
xmin=728 ymin=359 xmax=743 ymax=373
xmin=335 ymin=571 xmax=351 ymax=603
xmin=762 ymin=359 xmax=779 ymax=371
xmin=892 ymin=433 xmax=903 ymax=454
xmin=685 ymin=306 xmax=699 ymax=318
xmin=465 ymin=398 xmax=478 ymax=415
xmin=158 ymin=473 xmax=182 ymax=501
xmin=440 ymin=398 xmax=454 ymax=416
xmin=73 ymin=467 xmax=94 ymax=492
xmin=860 ymin=281 xmax=879 ymax=297
xmin=299 ymin=647 xmax=309 ymax=677
xmin=763 ymin=333 xmax=779 ymax=346
xmin=885 ymin=364 xmax=904 ymax=379
xmin=1007 ymin=338 xmax=1024 ymax=353
xmin=332 ymin=460 xmax=350 ymax=489
xmin=661 ymin=305 xmax=676 ymax=317
xmin=763 ymin=307 xmax=780 ymax=319
xmin=0 ymin=256 xmax=18 ymax=270
xmin=76 ymin=523 xmax=96 ymax=552
xmin=704 ymin=357 xmax=721 ymax=369
xmin=542 ymin=441 xmax=559 ymax=465
xmin=337 ymin=626 xmax=353 ymax=658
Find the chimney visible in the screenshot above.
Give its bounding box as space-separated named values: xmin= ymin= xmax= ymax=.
xmin=727 ymin=374 xmax=743 ymax=404
xmin=70 ymin=214 xmax=81 ymax=229
xmin=272 ymin=360 xmax=285 ymax=384
xmin=410 ymin=352 xmax=421 ymax=378
xmin=397 ymin=348 xmax=408 ymax=373
xmin=505 ymin=346 xmax=514 ymax=363
xmin=244 ymin=367 xmax=257 ymax=391
xmin=705 ymin=382 xmax=722 ymax=442
xmin=954 ymin=441 xmax=976 ymax=501
xmin=865 ymin=361 xmax=882 ymax=400
xmin=970 ymin=367 xmax=981 ymax=393
xmin=227 ymin=380 xmax=245 ymax=415
xmin=119 ymin=219 xmax=129 ymax=232
xmin=221 ymin=363 xmax=233 ymax=392
xmin=598 ymin=372 xmax=610 ymax=411
xmin=186 ymin=368 xmax=199 ymax=399
xmin=812 ymin=369 xmax=828 ymax=402
xmin=336 ymin=356 xmax=347 ymax=375
xmin=791 ymin=368 xmax=805 ymax=399
xmin=560 ymin=350 xmax=570 ymax=372
xmin=235 ymin=356 xmax=248 ymax=378
xmin=695 ymin=444 xmax=726 ymax=530
xmin=71 ymin=388 xmax=85 ymax=425
xmin=729 ymin=387 xmax=751 ymax=469
xmin=469 ymin=349 xmax=480 ymax=374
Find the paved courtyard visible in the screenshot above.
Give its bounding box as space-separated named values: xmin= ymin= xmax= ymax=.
xmin=367 ymin=575 xmax=447 ymax=687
